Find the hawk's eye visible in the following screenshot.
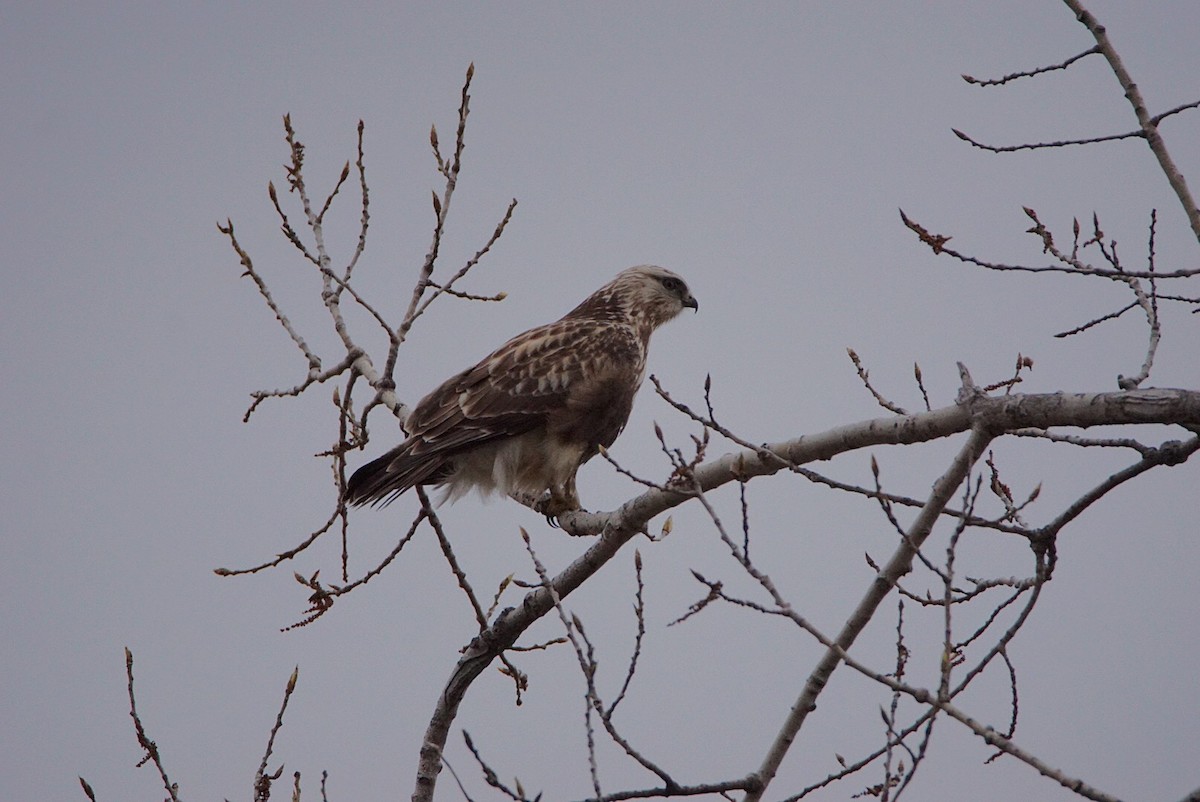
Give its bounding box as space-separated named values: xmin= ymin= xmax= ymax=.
xmin=660 ymin=276 xmax=682 ymax=292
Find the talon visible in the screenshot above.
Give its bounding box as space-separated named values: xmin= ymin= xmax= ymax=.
xmin=533 ymin=486 xmax=582 ymax=524
xmin=533 ymin=491 xmax=565 ymax=528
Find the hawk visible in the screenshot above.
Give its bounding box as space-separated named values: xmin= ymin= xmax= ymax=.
xmin=344 ymin=265 xmax=698 ymax=517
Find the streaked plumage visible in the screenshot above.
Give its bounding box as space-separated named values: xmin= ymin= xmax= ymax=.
xmin=344 ymin=265 xmax=698 ymax=517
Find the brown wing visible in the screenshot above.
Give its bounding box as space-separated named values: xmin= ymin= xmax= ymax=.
xmin=344 ymin=318 xmax=644 ymax=506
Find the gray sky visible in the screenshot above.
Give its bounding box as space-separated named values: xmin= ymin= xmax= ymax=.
xmin=4 ymin=2 xmax=1199 ymax=800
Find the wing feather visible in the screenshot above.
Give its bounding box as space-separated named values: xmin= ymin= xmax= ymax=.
xmin=345 ymin=318 xmax=644 ymax=506
xmin=413 ymin=319 xmax=636 ymax=442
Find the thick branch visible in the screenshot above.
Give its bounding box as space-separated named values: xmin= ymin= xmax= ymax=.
xmin=743 ymin=428 xmax=994 ymax=802
xmin=568 ymin=388 xmax=1200 ymax=533
xmin=412 ymin=510 xmax=647 ymax=802
xmin=410 ymin=387 xmax=1200 ymax=801
xmin=1062 ymin=0 xmax=1200 ymax=242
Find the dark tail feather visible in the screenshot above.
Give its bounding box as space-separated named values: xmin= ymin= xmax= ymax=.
xmin=343 ymin=447 xmax=448 ymax=508
xmin=344 ymin=451 xmax=403 ymax=507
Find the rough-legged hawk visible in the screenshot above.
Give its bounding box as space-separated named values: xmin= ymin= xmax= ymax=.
xmin=344 ymin=265 xmax=697 ymax=517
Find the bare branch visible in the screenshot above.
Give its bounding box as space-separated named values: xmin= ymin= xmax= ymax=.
xmin=961 ymin=45 xmax=1100 ymax=86
xmin=412 ymin=198 xmax=518 ymax=322
xmin=320 ymin=266 xmax=394 ymax=337
xmin=606 ymin=551 xmax=647 ymax=718
xmin=123 ymin=648 xmax=180 ymax=802
xmin=218 ymin=219 xmax=323 ymax=403
xmin=281 ymin=509 xmax=426 ymax=630
xmin=397 ymin=64 xmax=476 ymax=346
xmin=911 ymin=690 xmax=1119 ymax=801
xmin=519 ymin=530 xmax=607 ymax=800
xmin=744 ymin=427 xmax=994 ymax=802
xmin=419 ymin=488 xmax=489 ymax=631
xmin=1062 ymin=0 xmax=1200 ymax=242
xmin=340 ymin=120 xmax=371 ymax=290
xmin=847 ymin=348 xmax=908 ymax=415
xmin=253 ymin=667 xmax=300 ymax=802
xmin=462 ymin=730 xmax=534 ymax=802
xmin=901 ymin=209 xmax=1200 ymax=279
xmin=567 ymin=778 xmax=759 ymax=802
xmin=214 ymin=505 xmax=347 ymax=577
xmin=1033 ymin=434 xmax=1200 ymax=545
xmin=1008 ymin=426 xmax=1157 ymax=456
xmin=1115 ymin=210 xmax=1162 ymax=389
xmin=952 ymin=125 xmax=1143 ymax=153
xmin=953 ymin=98 xmax=1200 ymax=153
xmin=913 ymin=362 xmax=932 ymax=412
xmin=1054 ymin=300 xmax=1139 ymax=337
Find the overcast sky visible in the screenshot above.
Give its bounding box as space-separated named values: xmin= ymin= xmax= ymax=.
xmin=4 ymin=3 xmax=1199 ymax=801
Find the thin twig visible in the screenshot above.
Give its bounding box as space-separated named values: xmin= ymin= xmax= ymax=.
xmin=214 ymin=506 xmax=347 ymax=577
xmin=419 ymin=488 xmax=489 ymax=631
xmin=519 ymin=529 xmax=606 ymax=800
xmin=961 ymin=45 xmax=1100 ymax=86
xmin=124 ymin=648 xmax=180 ymax=802
xmin=900 ymin=209 xmax=1200 ymax=279
xmin=218 ymin=219 xmax=322 ymax=399
xmin=253 ymin=667 xmax=300 ymax=802
xmin=606 ymin=551 xmax=647 ymax=718
xmin=743 ymin=428 xmax=994 ymax=802
xmin=848 ymin=348 xmax=908 ymax=415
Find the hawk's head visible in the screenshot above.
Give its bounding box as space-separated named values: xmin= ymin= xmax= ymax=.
xmin=592 ymin=265 xmax=698 ymax=332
